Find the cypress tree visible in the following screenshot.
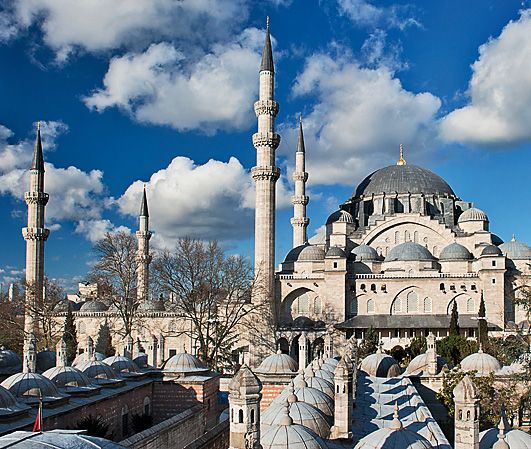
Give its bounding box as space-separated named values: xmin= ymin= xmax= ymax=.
xmin=478 ymin=292 xmax=488 ymax=348
xmin=96 ymin=322 xmax=115 ymax=357
xmin=449 ymin=301 xmax=460 ymax=336
xmin=63 ymin=304 xmax=78 ymax=363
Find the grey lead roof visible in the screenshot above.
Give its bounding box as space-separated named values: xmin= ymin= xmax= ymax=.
xmin=31 ymin=125 xmax=44 ymax=172
xmin=140 ymin=186 xmax=149 ymax=217
xmin=260 ymin=19 xmax=274 ymax=73
xmin=297 ymin=115 xmax=305 ymax=153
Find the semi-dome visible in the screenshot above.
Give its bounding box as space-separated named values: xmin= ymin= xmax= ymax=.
xmin=72 ymin=351 xmax=105 ymax=366
xmin=326 ymin=246 xmax=347 ymax=258
xmin=350 ymin=245 xmax=381 ymax=262
xmin=460 ymin=348 xmax=501 ymax=375
xmin=354 ymin=165 xmax=455 ymax=199
xmin=439 ymin=243 xmax=473 ymax=261
xmin=480 ymin=427 xmax=531 ymax=449
xmin=256 ymin=350 xmax=298 ymax=374
xmin=42 ymin=366 xmax=93 ymax=389
xmin=458 ymin=207 xmax=488 ymax=223
xmin=481 ymin=245 xmax=503 ymax=257
xmin=326 ymin=209 xmax=354 ymax=225
xmin=405 ymin=353 xmax=447 ymax=376
xmin=0 ymin=348 xmax=21 ymax=375
xmin=102 ymin=356 xmax=139 ymax=373
xmin=499 ymin=237 xmax=531 ymax=260
xmin=360 ymin=351 xmax=400 ymax=377
xmin=163 ymin=350 xmax=208 ymax=374
xmin=1 ymin=372 xmax=62 ymax=398
xmin=298 ymin=245 xmax=326 ymax=262
xmin=387 ymin=242 xmax=435 ymax=262
xmin=79 ymin=300 xmax=108 ymax=312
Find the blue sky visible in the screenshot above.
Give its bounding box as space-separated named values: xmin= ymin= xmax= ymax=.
xmin=0 ymin=0 xmax=530 ymax=291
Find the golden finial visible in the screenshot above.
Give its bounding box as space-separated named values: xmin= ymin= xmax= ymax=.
xmin=266 ymin=16 xmax=270 ymax=31
xmin=397 ymin=143 xmax=406 ymax=166
xmin=37 ymin=121 xmax=41 ymax=131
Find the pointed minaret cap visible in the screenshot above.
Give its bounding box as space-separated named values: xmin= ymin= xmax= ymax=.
xmin=140 ymin=184 xmax=149 ymax=217
xmin=32 ymin=121 xmax=45 ymax=171
xmin=493 ymin=409 xmax=510 ymax=449
xmin=297 ymin=114 xmax=305 ymax=153
xmin=389 ymin=402 xmax=403 ymax=430
xmin=260 ymin=16 xmax=274 ymax=73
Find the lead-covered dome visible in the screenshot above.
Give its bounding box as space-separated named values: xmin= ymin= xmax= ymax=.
xmin=480 ymin=428 xmax=531 ymax=449
xmin=42 ymin=366 xmax=93 ymax=389
xmin=256 ymin=350 xmax=298 ymax=375
xmin=458 ymin=207 xmax=488 ymax=223
xmin=102 ymin=356 xmax=139 ymax=374
xmin=439 ymin=243 xmax=473 ymax=261
xmin=387 ymin=242 xmax=435 ymax=262
xmin=481 ymin=245 xmax=503 ymax=257
xmin=79 ymin=300 xmax=108 ymax=312
xmin=405 ymin=353 xmax=447 ymax=376
xmin=499 ymin=237 xmax=531 ymax=260
xmin=298 ymin=245 xmax=326 ymax=262
xmin=326 ymin=246 xmax=346 ymax=258
xmin=354 ymin=165 xmax=455 ymax=198
xmin=460 ymin=348 xmax=501 ymax=375
xmin=350 ymin=245 xmax=381 ymax=262
xmin=326 ymin=209 xmax=354 ymax=225
xmin=1 ymin=372 xmax=62 ymax=398
xmin=163 ymin=351 xmax=208 ymax=374
xmin=360 ymin=351 xmax=400 ymax=377
xmin=0 ymin=348 xmax=21 ymax=376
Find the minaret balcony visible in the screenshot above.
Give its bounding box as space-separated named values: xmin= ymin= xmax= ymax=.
xmin=24 ymin=191 xmax=49 ymax=205
xmin=251 ymin=166 xmax=280 ymax=182
xmin=136 ymin=231 xmax=152 ymax=240
xmin=292 ymin=172 xmax=308 ymax=182
xmin=22 ymin=227 xmax=50 ymax=241
xmin=290 ymin=217 xmax=310 ymax=226
xmin=253 ymin=100 xmax=279 ymax=117
xmin=252 ymin=132 xmax=280 ymax=150
xmin=291 ymin=195 xmax=309 ymax=205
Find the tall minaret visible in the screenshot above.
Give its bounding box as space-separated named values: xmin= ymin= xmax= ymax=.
xmin=22 ymin=122 xmax=49 ymax=347
xmin=290 ymin=115 xmax=309 ymax=247
xmin=136 ymin=185 xmax=152 ymax=303
xmin=251 ymin=19 xmax=280 ymax=317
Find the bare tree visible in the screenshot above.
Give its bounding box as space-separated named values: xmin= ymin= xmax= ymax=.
xmin=88 ymin=231 xmax=139 ymax=337
xmin=514 ymin=285 xmax=531 ymax=343
xmin=152 ymin=238 xmax=264 ymax=371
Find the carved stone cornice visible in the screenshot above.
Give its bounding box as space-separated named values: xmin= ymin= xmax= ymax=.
xmin=24 ymin=191 xmax=49 ymax=206
xmin=22 ymin=227 xmax=50 ymax=241
xmin=254 ymin=100 xmax=279 ymax=117
xmin=251 ymin=166 xmax=280 ymax=182
xmin=290 ymin=217 xmax=310 ymax=226
xmin=252 ymin=132 xmax=280 ymax=150
xmin=291 ymin=195 xmax=309 ymax=206
xmin=136 ymin=231 xmax=152 ymax=240
xmin=292 ymin=172 xmax=308 ymax=182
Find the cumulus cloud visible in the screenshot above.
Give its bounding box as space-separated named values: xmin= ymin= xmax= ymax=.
xmin=84 ymin=28 xmax=264 ymax=132
xmin=118 ymin=155 xmax=292 ymax=247
xmin=337 ymin=0 xmax=419 ymax=30
xmin=1 ymin=0 xmax=248 ymax=60
xmin=279 ymin=50 xmax=441 ymax=185
xmin=440 ymin=9 xmax=531 ymax=146
xmin=75 ymin=219 xmax=130 ymax=243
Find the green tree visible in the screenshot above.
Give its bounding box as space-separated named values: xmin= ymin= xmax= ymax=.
xmin=63 ymin=304 xmax=77 ymax=363
xmin=95 ymin=322 xmax=115 ymax=357
xmin=478 ymin=292 xmax=488 ymax=348
xmin=437 ymin=335 xmax=476 ymax=366
xmin=358 ymin=327 xmax=379 ymax=359
xmin=449 ymin=301 xmax=460 ymax=336
xmin=407 ymin=336 xmax=427 ymax=361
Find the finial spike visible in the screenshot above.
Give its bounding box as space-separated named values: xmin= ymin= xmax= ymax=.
xmin=397 ymin=144 xmax=406 ymax=166
xmin=37 ymin=121 xmax=41 ymax=131
xmin=266 ymin=16 xmax=270 ymax=30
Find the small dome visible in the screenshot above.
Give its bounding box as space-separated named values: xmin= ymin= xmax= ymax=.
xmin=481 ymin=245 xmax=503 ymax=256
xmin=350 ymin=245 xmax=381 ymax=262
xmin=103 ymin=356 xmax=139 ymax=373
xmin=323 ymin=358 xmax=339 ymax=367
xmin=480 ymin=428 xmax=531 ymax=449
xmin=360 ymin=351 xmax=400 ymax=377
xmin=0 ymin=348 xmax=21 ymax=375
xmin=405 ymin=353 xmax=447 ymax=375
xmin=387 ymin=242 xmax=435 ymax=262
xmin=499 ymin=237 xmax=531 ymax=260
xmin=439 ymin=243 xmax=473 ymax=261
xmin=36 ymin=350 xmax=56 ymax=372
xmin=275 ymin=382 xmax=334 ymax=418
xmin=460 ymin=349 xmax=501 ymax=375
xmin=284 ymin=244 xmax=308 ymax=263
xmin=326 ymin=246 xmax=347 ymax=258
xmin=326 ymin=209 xmax=354 ymax=225
xmin=261 ymin=420 xmax=328 ymax=449
xmin=1 ymin=373 xmax=61 ymax=398
xmin=72 ymin=352 xmax=105 ymax=367
xmin=42 ymin=366 xmax=93 ymax=388
xmin=256 ymin=351 xmax=298 ymax=374
xmin=0 ymin=430 xmax=126 ymax=448
xmin=133 ymin=353 xmax=148 ymax=368
xmin=53 ymin=300 xmax=75 ymax=312
xmin=137 ymin=300 xmax=165 ymax=312
xmin=458 ymin=207 xmax=488 ymax=223
xmin=79 ymin=300 xmax=108 ymax=312
xmin=354 ymin=423 xmax=434 ymax=449
xmin=298 ymin=245 xmax=326 ymax=262
xmin=77 ymin=360 xmax=117 ymax=380
xmin=163 ymin=351 xmax=208 ymax=374
xmin=297 ymin=368 xmax=334 ymax=398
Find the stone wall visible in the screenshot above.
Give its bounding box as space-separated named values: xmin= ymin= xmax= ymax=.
xmin=120 ymin=405 xmax=204 ymax=449
xmin=183 ymin=419 xmax=229 ymax=449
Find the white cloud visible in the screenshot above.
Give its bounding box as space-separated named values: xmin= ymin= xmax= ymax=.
xmin=440 ymin=9 xmax=531 ymax=146
xmin=75 ymin=219 xmax=130 ymax=243
xmin=337 ymin=0 xmax=419 ymax=30
xmin=2 ymin=0 xmax=248 ymax=59
xmin=84 ymin=28 xmax=264 ymax=132
xmin=279 ymin=51 xmax=441 ymax=185
xmin=118 ymin=155 xmax=292 ymax=247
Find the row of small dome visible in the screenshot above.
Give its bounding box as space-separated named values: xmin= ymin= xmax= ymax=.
xmin=285 ymin=238 xmax=531 ymax=264
xmin=54 ymin=297 xmax=168 ymax=313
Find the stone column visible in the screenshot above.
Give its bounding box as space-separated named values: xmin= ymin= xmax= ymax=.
xmin=158 ymin=334 xmax=165 ymax=367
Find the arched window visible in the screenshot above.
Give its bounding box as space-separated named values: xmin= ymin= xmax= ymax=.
xmin=314 ymin=297 xmax=322 ymax=314
xmin=404 ymin=230 xmax=410 ymax=242
xmin=440 ymin=283 xmax=445 ymax=291
xmin=360 ymin=284 xmax=366 ymax=291
xmin=467 ymin=410 xmax=471 ymax=420
xmin=298 ymin=294 xmax=309 ymax=314
xmin=413 ymin=231 xmax=418 ymax=243
xmin=250 ymin=409 xmax=255 ymax=424
xmin=367 ymin=299 xmax=375 ymax=314
xmin=423 ymin=297 xmax=432 ymax=313
xmin=231 ymin=409 xmax=234 ymax=422
xmin=466 ymin=298 xmax=475 ymax=313
xmin=394 ymin=231 xmax=399 ymax=244
xmin=406 ymin=291 xmax=418 ymax=313
xmin=238 ymin=409 xmax=244 ymax=423
xmin=392 ymin=298 xmax=402 ymax=314
xmin=143 ymin=397 xmax=151 ymax=416
xmin=371 ymin=284 xmax=376 ymax=292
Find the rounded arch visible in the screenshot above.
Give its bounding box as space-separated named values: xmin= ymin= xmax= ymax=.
xmin=367 ymin=298 xmax=375 ymax=314
xmin=281 ymin=287 xmax=315 ymax=321
xmin=447 ymin=293 xmax=474 ymax=314
xmin=390 ymin=286 xmax=421 ymax=315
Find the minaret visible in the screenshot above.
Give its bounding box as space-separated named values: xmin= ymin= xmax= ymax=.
xmin=56 ymin=337 xmax=68 ymax=367
xmin=251 ymin=18 xmax=280 ymax=317
xmin=331 ymin=356 xmax=352 ymax=439
xmin=453 ymin=375 xmax=480 ymax=449
xmin=290 ymin=115 xmax=309 ymax=247
xmin=136 ymin=185 xmax=152 ymax=303
xmin=22 ymin=122 xmax=49 ymax=350
xmin=298 ymin=332 xmax=307 ymax=371
xmin=23 ymin=333 xmax=37 ymax=373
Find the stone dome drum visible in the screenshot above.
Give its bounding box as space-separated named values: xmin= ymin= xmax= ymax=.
xmin=354 ymin=165 xmax=455 ymax=199
xmin=256 ymin=350 xmax=298 ymax=374
xmin=386 ymin=242 xmax=435 ymax=262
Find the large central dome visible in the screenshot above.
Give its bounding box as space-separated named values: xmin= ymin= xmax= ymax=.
xmin=353 ymin=165 xmax=455 ymax=198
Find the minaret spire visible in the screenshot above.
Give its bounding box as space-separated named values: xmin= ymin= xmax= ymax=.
xmin=136 ymin=185 xmax=152 ymax=303
xmin=251 ymin=17 xmax=280 ymax=362
xmin=291 ymin=115 xmax=309 ymax=247
xmin=22 ymin=122 xmax=50 ymax=359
